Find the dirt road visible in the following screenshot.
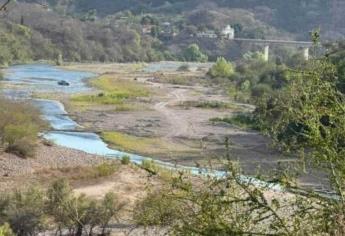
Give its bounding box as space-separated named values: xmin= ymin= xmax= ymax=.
xmin=154 ymin=88 xmax=192 ymax=138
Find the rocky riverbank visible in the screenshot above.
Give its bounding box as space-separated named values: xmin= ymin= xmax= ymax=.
xmin=0 ymin=141 xmax=106 ymax=178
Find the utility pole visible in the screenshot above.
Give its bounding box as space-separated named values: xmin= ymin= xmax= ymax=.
xmin=264 ymin=45 xmax=269 ymax=62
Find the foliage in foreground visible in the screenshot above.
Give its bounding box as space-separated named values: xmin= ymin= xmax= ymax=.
xmin=0 ymin=179 xmax=123 ymax=236
xmin=135 ymin=163 xmax=341 ymax=236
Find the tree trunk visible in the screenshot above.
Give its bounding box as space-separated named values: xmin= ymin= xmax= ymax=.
xmin=76 ymin=224 xmax=83 ymax=236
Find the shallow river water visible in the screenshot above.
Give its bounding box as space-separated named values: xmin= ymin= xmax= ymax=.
xmin=3 ymin=64 xmax=281 ymax=191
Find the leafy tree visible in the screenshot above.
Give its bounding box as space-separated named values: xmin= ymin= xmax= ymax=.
xmin=208 ymin=57 xmax=234 ymax=78
xmin=253 ymin=52 xmax=345 ymax=234
xmin=46 ymin=179 xmax=122 ymax=235
xmin=2 ymin=188 xmax=46 ymax=236
xmin=182 ymin=44 xmax=208 ymax=62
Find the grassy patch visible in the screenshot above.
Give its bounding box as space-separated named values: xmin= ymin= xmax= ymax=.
xmin=210 ymin=113 xmax=260 ymax=130
xmin=101 ymin=131 xmax=188 ymax=156
xmin=179 ymin=100 xmax=241 ymax=110
xmin=57 ymin=162 xmax=119 ymax=181
xmin=153 ymin=74 xmax=199 ymax=86
xmin=72 ymin=74 xmax=150 ymax=106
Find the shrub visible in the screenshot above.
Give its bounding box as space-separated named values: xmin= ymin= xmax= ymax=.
xmin=46 ymin=179 xmax=122 ymax=235
xmin=95 ymin=162 xmax=118 ymax=177
xmin=135 ymin=190 xmax=182 ymax=227
xmin=121 ymin=155 xmax=131 ymax=165
xmin=182 ymin=44 xmax=208 ymax=62
xmin=141 ymin=159 xmax=158 ymax=174
xmin=251 ymin=84 xmax=273 ymax=98
xmin=0 ymin=99 xmax=45 ymax=158
xmin=5 ymin=137 xmax=36 ymax=158
xmin=211 ymin=113 xmax=260 ymax=130
xmin=0 ymin=223 xmax=14 ymax=236
xmin=208 ymin=57 xmax=234 ymax=78
xmin=177 ymin=64 xmax=190 ymax=71
xmin=2 ymin=188 xmax=46 ymax=236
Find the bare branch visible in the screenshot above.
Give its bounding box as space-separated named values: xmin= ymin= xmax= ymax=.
xmin=0 ymin=0 xmax=11 ymax=12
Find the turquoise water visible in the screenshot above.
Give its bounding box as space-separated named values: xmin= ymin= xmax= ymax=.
xmin=4 ymin=64 xmax=94 ymax=93
xmin=3 ymin=64 xmax=282 ymax=191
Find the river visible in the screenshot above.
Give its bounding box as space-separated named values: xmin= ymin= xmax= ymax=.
xmin=2 ymin=63 xmax=281 ymax=191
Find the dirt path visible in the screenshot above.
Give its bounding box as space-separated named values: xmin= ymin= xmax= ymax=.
xmin=154 ymin=88 xmax=192 ymax=138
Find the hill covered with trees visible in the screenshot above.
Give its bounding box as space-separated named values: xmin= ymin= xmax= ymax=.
xmin=0 ymin=0 xmax=341 ymax=65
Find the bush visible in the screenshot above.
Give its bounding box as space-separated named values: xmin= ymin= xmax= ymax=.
xmin=141 ymin=159 xmax=158 ymax=174
xmin=95 ymin=162 xmax=118 ymax=177
xmin=0 ymin=223 xmax=14 ymax=236
xmin=251 ymin=84 xmax=273 ymax=98
xmin=46 ymin=179 xmax=122 ymax=235
xmin=135 ymin=190 xmax=182 ymax=227
xmin=182 ymin=44 xmax=208 ymax=62
xmin=5 ymin=137 xmax=36 ymax=158
xmin=0 ymin=99 xmax=46 ymax=158
xmin=121 ymin=155 xmax=131 ymax=165
xmin=208 ymin=57 xmax=234 ymax=78
xmin=211 ymin=113 xmax=260 ymax=130
xmin=1 ymin=188 xmax=46 ymax=236
xmin=177 ymin=64 xmax=190 ymax=71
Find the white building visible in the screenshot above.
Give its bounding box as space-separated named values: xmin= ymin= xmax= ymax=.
xmin=221 ymin=25 xmax=235 ymax=39
xmin=196 ymin=30 xmax=217 ymax=39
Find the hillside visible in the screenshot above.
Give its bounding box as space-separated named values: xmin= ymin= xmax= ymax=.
xmin=0 ymin=0 xmax=340 ymax=65
xmin=33 ymin=0 xmax=339 ymax=39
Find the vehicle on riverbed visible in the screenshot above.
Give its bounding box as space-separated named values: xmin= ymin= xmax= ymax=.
xmin=57 ymin=80 xmax=70 ymax=86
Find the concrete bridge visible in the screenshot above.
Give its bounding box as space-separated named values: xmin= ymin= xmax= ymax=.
xmin=231 ymin=38 xmax=313 ymax=61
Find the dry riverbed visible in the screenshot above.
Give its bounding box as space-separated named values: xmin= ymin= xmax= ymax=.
xmin=55 ymin=62 xmax=330 ymax=191
xmin=61 ymin=64 xmax=289 ymax=170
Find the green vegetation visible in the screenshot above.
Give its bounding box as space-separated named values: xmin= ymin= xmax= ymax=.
xmin=177 ymin=64 xmax=190 ymax=72
xmin=0 ymin=179 xmax=122 ymax=236
xmin=182 ymin=44 xmax=208 ymax=62
xmin=180 ymin=100 xmax=240 ymax=110
xmin=121 ymin=155 xmax=131 ymax=165
xmin=152 ymin=73 xmax=199 ymax=86
xmin=141 ymin=159 xmax=160 ymax=174
xmin=133 ymin=41 xmax=345 ymax=235
xmin=0 ymin=224 xmax=14 ymax=236
xmin=140 ymin=159 xmax=176 ymax=182
xmin=210 ymin=113 xmax=259 ymax=130
xmin=0 ymin=99 xmax=46 ymax=158
xmin=0 ymin=0 xmax=341 ymax=65
xmin=208 ymin=57 xmax=234 ymax=79
xmin=224 ymin=52 xmax=291 ymax=103
xmin=72 ymin=74 xmax=150 ymax=106
xmin=102 ymin=131 xmax=187 ymax=156
xmin=135 ymin=163 xmax=335 ymax=235
xmin=58 ymin=162 xmax=119 ymax=180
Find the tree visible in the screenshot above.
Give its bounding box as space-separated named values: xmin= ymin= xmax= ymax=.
xmin=2 ymin=188 xmax=46 ymax=236
xmin=253 ymin=54 xmax=345 ymax=234
xmin=182 ymin=44 xmax=208 ymax=62
xmin=47 ymin=179 xmax=122 ymax=235
xmin=135 ymin=163 xmax=332 ymax=235
xmin=208 ymin=57 xmax=234 ymax=78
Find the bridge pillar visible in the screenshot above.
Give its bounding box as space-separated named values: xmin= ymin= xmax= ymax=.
xmin=264 ymin=45 xmax=269 ymax=62
xmin=303 ymin=47 xmax=310 ymax=61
